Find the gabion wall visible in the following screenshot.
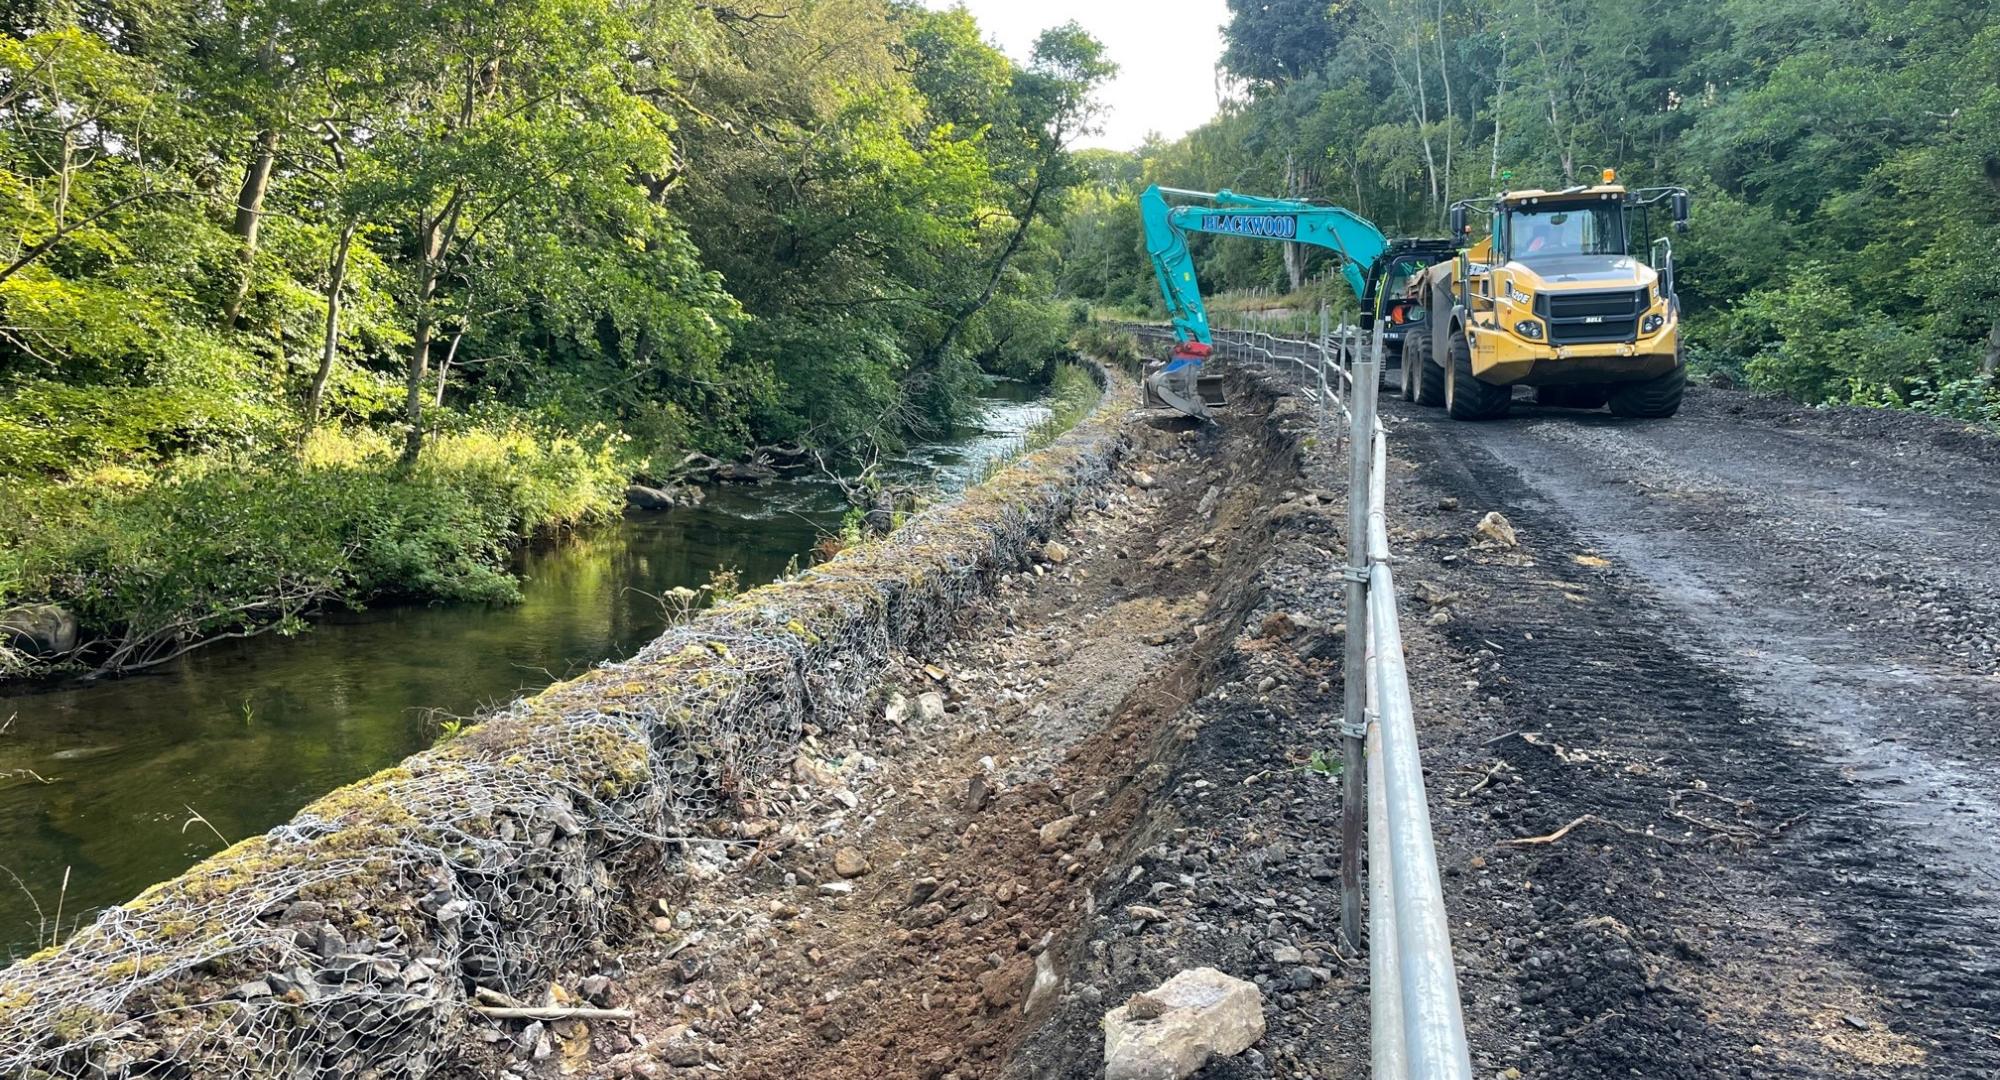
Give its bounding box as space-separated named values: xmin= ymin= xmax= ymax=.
xmin=0 ymin=366 xmax=1125 ymax=1080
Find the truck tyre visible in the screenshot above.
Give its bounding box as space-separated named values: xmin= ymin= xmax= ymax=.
xmin=1607 ymin=364 xmax=1686 ymax=418
xmin=1445 ymin=333 xmax=1511 ymax=420
xmin=1397 ymin=337 xmax=1421 ymax=401
xmin=1405 ymin=333 xmax=1446 ymax=406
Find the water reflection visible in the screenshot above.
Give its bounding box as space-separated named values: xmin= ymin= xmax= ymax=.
xmin=0 ymin=379 xmax=1052 ymax=961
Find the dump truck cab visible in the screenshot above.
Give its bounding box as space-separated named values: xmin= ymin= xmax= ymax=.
xmin=1412 ymin=177 xmax=1692 ymax=420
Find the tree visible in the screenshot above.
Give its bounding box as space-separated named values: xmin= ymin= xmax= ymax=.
xmin=918 ymin=22 xmax=1114 ymax=377
xmin=1219 ymin=0 xmax=1349 ymax=90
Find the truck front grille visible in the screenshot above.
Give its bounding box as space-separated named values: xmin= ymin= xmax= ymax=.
xmin=1535 ymin=288 xmax=1646 ymax=345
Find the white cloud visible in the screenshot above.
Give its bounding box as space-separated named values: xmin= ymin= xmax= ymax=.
xmin=925 ymin=0 xmax=1230 ymax=152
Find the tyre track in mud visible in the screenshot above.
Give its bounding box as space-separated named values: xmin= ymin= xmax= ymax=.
xmin=1386 ymin=389 xmax=2000 ymax=1078
xmin=443 ymin=370 xmax=1999 ymax=1079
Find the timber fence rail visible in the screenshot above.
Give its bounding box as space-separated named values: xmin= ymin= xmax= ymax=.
xmin=1132 ymin=312 xmax=1475 ymax=1080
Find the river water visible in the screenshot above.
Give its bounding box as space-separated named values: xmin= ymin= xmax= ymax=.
xmin=0 ymin=380 xmax=1053 ymax=962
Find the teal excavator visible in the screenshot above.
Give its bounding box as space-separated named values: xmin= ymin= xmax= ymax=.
xmin=1140 ymin=185 xmax=1453 ymax=420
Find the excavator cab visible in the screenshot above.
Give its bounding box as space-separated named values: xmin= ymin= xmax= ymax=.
xmin=1361 ymin=240 xmax=1457 ymax=376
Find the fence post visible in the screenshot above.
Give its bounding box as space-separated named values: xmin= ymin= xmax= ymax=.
xmin=1340 ymin=321 xmax=1381 ymax=954
xmin=1318 ymin=301 xmax=1331 ymax=427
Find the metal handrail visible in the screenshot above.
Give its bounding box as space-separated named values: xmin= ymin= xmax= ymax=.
xmin=1202 ymin=308 xmax=1473 ymax=1080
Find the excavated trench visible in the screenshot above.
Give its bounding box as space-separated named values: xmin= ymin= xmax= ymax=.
xmin=439 ymin=377 xmax=1332 ymax=1078
xmin=434 ymin=370 xmax=2000 ymax=1080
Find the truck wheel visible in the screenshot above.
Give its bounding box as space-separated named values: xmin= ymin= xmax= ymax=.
xmin=1397 ymin=337 xmax=1422 ymax=401
xmin=1607 ymin=365 xmax=1686 ymax=418
xmin=1445 ymin=333 xmax=1511 ymax=420
xmin=1412 ymin=335 xmax=1446 ymax=406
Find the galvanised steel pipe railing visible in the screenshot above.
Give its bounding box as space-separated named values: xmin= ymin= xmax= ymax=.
xmin=1195 ymin=306 xmax=1474 ymax=1080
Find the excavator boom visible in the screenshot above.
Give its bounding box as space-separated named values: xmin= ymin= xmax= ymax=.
xmin=1141 ymin=186 xmax=1390 ymax=346
xmin=1138 ymin=185 xmax=1393 ymax=421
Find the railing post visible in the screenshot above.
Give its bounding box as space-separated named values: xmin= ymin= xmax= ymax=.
xmin=1317 ymin=301 xmax=1331 ymax=426
xmin=1340 ymin=320 xmax=1382 ymax=954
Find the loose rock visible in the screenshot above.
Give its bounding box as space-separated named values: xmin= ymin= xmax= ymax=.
xmin=1102 ymin=968 xmax=1265 ymax=1080
xmin=1475 ymin=511 xmax=1519 ymax=547
xmin=1038 ymin=814 xmax=1083 ymax=850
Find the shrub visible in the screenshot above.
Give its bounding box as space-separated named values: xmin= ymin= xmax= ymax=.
xmin=3 ymin=419 xmax=625 ymax=676
xmin=1071 ymin=322 xmax=1143 ymax=370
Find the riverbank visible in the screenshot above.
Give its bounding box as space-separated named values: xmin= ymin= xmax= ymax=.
xmin=0 ymin=360 xmax=1125 ymax=1077
xmin=0 ymin=372 xmax=1088 ymax=963
xmin=0 ymin=366 xmax=1104 ymax=685
xmin=0 ymin=421 xmax=626 ymax=681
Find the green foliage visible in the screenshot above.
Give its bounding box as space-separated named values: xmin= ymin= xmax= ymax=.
xmin=1219 ymin=0 xmax=1347 ymax=90
xmin=1072 ymin=322 xmax=1144 ymax=370
xmin=2 ymin=423 xmax=623 ymax=674
xmin=971 ymin=297 xmax=1087 ymax=381
xmin=1023 ymin=362 xmax=1103 ymax=453
xmin=1732 ymin=267 xmax=1949 ymax=407
xmin=0 ymin=0 xmax=1112 ymax=673
xmin=1054 ymin=0 xmax=2000 ymax=425
xmin=432 ymin=718 xmax=472 ymax=746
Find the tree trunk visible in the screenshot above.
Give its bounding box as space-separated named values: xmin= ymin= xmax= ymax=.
xmin=402 ymin=286 xmax=442 ymax=464
xmin=435 ymin=327 xmax=466 ymax=408
xmin=224 ymin=128 xmax=281 ymax=328
xmin=55 ymin=127 xmax=73 ymax=227
xmin=1491 ymin=35 xmax=1508 ymax=180
xmin=1411 ymin=25 xmax=1440 ymax=209
xmin=1282 ymin=151 xmax=1305 ymax=292
xmin=303 ymin=216 xmax=358 ymax=435
xmin=1984 ymin=316 xmax=2000 ymax=385
xmin=1435 ymin=0 xmax=1454 ymax=209
xmin=401 ymin=198 xmax=462 ymax=467
xmin=402 ymin=297 xmax=439 ymax=466
xmin=925 ymin=177 xmax=1047 ymax=370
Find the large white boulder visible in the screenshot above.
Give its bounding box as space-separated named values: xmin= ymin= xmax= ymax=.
xmin=1102 ymin=967 xmax=1265 ymax=1080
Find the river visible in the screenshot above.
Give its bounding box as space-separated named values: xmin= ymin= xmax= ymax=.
xmin=0 ymin=379 xmax=1055 ymax=962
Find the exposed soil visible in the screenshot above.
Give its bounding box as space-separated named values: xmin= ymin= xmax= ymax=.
xmin=440 ymin=383 xmax=1332 ymax=1079
xmin=1383 ymin=387 xmax=2000 ymax=1079
xmin=447 ymin=372 xmax=2000 ymax=1080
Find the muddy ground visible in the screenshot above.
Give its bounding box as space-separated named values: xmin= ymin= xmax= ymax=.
xmin=1388 ymin=388 xmax=2000 ymax=1079
xmin=450 ymin=374 xmax=2000 ymax=1079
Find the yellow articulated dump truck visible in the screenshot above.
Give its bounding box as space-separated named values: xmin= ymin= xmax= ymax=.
xmin=1399 ymin=173 xmax=1692 ymax=420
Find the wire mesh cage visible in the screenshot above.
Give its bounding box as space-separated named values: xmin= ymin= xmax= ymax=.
xmin=0 ymin=368 xmax=1127 ymax=1080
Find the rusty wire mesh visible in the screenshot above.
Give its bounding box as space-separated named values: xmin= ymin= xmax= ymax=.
xmin=0 ymin=369 xmax=1122 ymax=1080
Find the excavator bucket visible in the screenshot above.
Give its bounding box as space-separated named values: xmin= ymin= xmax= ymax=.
xmin=1143 ymin=341 xmax=1228 ymax=422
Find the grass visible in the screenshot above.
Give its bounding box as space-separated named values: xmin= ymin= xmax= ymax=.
xmin=0 ymin=420 xmax=625 ymax=678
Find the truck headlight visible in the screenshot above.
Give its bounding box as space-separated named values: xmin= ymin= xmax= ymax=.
xmin=1514 ymin=319 xmax=1545 ymax=340
xmin=1641 ymin=313 xmax=1665 ymax=334
xmin=1507 ymin=285 xmax=1532 ymax=306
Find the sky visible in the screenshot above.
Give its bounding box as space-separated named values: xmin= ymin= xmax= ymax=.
xmin=925 ymin=0 xmax=1231 ymax=152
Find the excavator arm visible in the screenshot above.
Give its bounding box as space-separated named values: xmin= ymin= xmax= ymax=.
xmin=1140 ymin=185 xmax=1390 ymax=346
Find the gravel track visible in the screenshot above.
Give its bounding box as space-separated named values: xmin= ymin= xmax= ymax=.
xmin=1385 ymin=387 xmax=2000 ymax=1077
xmin=446 ymin=372 xmax=2000 ymax=1079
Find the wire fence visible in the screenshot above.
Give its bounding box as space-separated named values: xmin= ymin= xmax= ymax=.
xmin=1134 ymin=309 xmax=1475 ymax=1080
